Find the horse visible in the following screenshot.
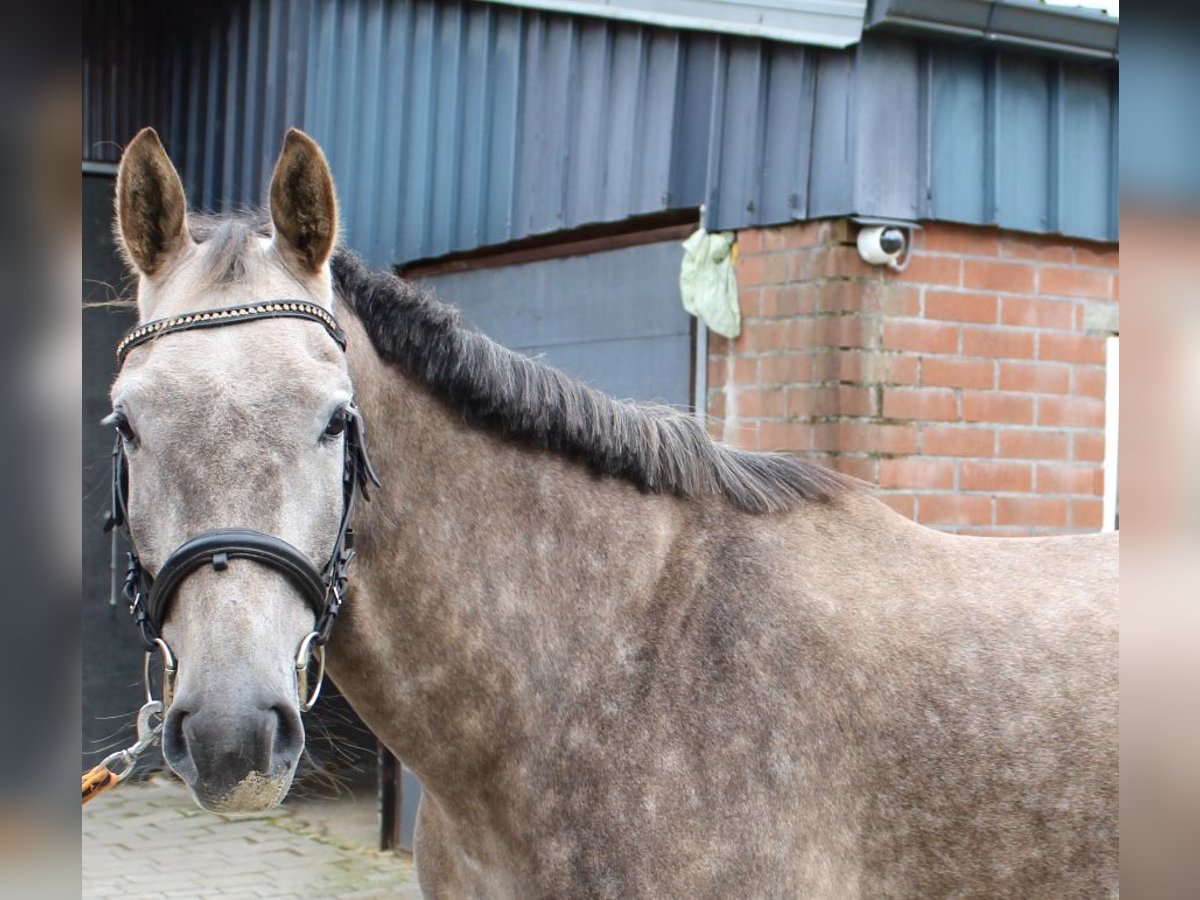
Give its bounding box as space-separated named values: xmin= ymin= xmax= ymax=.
xmin=106 ymin=126 xmax=1118 ymax=898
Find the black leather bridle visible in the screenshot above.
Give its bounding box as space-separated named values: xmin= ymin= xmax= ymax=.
xmin=105 ymin=300 xmax=380 ymax=711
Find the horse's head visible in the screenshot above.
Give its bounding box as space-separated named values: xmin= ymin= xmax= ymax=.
xmin=110 ymin=128 xmax=350 ymax=813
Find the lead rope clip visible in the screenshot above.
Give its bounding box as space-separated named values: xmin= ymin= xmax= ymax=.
xmin=82 ymin=700 xmax=164 ymax=805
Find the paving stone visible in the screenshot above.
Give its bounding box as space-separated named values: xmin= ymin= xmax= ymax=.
xmin=83 ymin=776 xmax=421 ymax=898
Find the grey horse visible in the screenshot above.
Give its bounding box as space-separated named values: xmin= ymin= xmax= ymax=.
xmin=108 ymin=127 xmax=1118 ymax=898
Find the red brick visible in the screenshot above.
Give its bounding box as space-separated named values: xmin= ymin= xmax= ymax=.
xmin=758 ymin=421 xmax=812 ymax=452
xmin=884 ymin=387 xmax=958 ymax=422
xmin=962 ymin=391 xmax=1034 ymax=424
xmin=883 ymin=320 xmax=959 ymax=354
xmin=760 ymin=354 xmax=812 ymax=385
xmin=922 ymin=426 xmax=995 ymax=457
xmin=1072 ymin=366 xmax=1107 ymax=399
xmin=926 ymin=290 xmax=998 ymax=324
xmin=999 ymin=236 xmax=1075 ymax=263
xmin=1038 ymin=266 xmax=1112 ymax=300
xmin=962 ymin=327 xmax=1035 ymax=359
xmin=1071 ymin=498 xmax=1104 ymax=530
xmin=920 ymin=225 xmax=1000 ymax=256
xmin=825 ymin=349 xmax=917 ymax=387
xmin=880 ymin=492 xmax=916 ymax=519
xmin=865 ymin=284 xmax=921 ymax=317
xmin=707 ymin=356 xmax=726 ymax=388
xmin=786 ymin=386 xmax=832 ymax=418
xmin=741 ymin=320 xmax=790 ymax=353
xmin=817 ymin=314 xmax=873 ymax=349
xmin=998 ymin=430 xmax=1069 ymax=460
xmin=883 ymin=354 xmax=921 ymax=385
xmin=1037 ymin=396 xmax=1105 ymax=429
xmin=741 ymin=388 xmax=787 ymax=419
xmin=760 ymin=285 xmax=819 ymax=318
xmin=963 ymin=259 xmax=1036 ymax=293
xmin=814 ymin=422 xmax=918 ymax=455
xmin=813 ymin=244 xmax=880 ymax=280
xmin=728 ymin=356 xmax=757 ymax=385
xmin=961 ymin=461 xmax=1032 ymax=492
xmin=1073 ymin=432 xmax=1106 ymax=463
xmin=922 ymin=357 xmax=994 ymax=389
xmin=999 ymin=297 xmax=1075 ymax=329
xmin=833 ymin=385 xmax=875 ymax=417
xmin=920 ymin=494 xmax=993 ymax=526
xmin=1039 ymin=332 xmax=1106 ymax=365
xmin=778 ymin=220 xmax=833 ymax=250
xmin=997 ymin=496 xmax=1067 ymax=527
xmin=790 ymin=246 xmax=851 ymax=281
xmin=831 ymin=456 xmax=877 ymax=482
xmin=737 ymin=229 xmax=765 ymax=254
xmin=999 ymin=362 xmax=1071 ymax=394
xmin=708 ymin=334 xmax=733 ymax=356
xmin=901 ymin=254 xmax=962 ymax=286
xmin=736 ymin=255 xmax=769 ymax=286
xmin=879 ymin=458 xmax=955 ymax=490
xmin=785 ymin=318 xmax=818 ymax=350
xmin=707 ymin=391 xmax=726 ymax=421
xmin=1074 ymin=244 xmax=1119 ymax=268
xmin=1037 ymin=464 xmax=1102 ymax=495
xmin=819 ymin=281 xmax=865 ymax=314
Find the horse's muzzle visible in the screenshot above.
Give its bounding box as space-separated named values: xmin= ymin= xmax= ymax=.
xmin=162 ymin=699 xmax=303 ymax=813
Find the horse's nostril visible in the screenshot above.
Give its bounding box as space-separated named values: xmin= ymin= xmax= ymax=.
xmin=161 ymin=708 xmax=197 ymax=781
xmin=270 ymin=703 xmax=304 ymax=766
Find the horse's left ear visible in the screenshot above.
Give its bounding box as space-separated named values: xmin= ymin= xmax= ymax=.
xmin=269 ymin=128 xmax=338 ymax=274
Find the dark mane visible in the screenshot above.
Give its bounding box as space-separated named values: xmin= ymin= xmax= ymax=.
xmin=331 ymin=249 xmax=849 ymax=513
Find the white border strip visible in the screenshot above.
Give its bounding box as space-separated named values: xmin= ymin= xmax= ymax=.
xmin=1102 ymin=335 xmax=1119 ymax=531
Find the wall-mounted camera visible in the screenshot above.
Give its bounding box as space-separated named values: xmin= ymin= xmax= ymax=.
xmin=853 ymin=219 xmax=920 ymax=273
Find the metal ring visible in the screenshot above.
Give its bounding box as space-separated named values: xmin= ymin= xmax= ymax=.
xmin=143 ymin=637 xmax=178 ymax=708
xmin=294 ymin=631 xmax=326 ymax=712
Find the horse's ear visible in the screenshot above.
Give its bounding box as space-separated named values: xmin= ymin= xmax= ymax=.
xmin=115 ymin=127 xmax=191 ymax=276
xmin=269 ymin=129 xmax=338 ymax=274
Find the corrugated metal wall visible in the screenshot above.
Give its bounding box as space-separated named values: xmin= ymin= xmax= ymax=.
xmin=83 ymin=0 xmax=1118 ymax=268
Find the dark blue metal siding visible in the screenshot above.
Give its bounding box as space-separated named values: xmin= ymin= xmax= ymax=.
xmin=83 ymin=0 xmax=1119 ymax=267
xmin=926 ymin=47 xmax=1117 ymax=239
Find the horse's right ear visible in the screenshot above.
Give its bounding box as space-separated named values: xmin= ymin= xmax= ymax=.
xmin=269 ymin=128 xmax=338 ymax=275
xmin=115 ymin=127 xmax=192 ymax=276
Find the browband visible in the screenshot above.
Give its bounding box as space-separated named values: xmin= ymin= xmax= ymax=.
xmin=116 ymin=300 xmax=345 ymax=364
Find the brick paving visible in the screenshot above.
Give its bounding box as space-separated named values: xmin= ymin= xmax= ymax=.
xmin=82 ymin=776 xmax=421 ymax=898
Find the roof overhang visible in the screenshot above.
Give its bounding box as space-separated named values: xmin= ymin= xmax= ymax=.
xmin=865 ymin=0 xmax=1117 ymax=61
xmin=481 ymin=1 xmax=868 ymax=48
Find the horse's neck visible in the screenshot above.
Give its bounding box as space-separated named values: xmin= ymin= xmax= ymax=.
xmin=329 ymin=317 xmax=686 ymax=799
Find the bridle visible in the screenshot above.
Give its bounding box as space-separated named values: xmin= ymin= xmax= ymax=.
xmin=105 ymin=300 xmax=380 ymax=713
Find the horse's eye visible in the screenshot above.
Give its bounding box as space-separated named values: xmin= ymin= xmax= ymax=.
xmin=110 ymin=412 xmax=137 ymax=445
xmin=323 ymin=409 xmax=348 ymax=438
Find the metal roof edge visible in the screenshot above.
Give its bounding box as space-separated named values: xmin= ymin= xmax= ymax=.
xmin=480 ymin=1 xmax=866 ymax=48
xmin=865 ymin=0 xmax=1118 ymax=62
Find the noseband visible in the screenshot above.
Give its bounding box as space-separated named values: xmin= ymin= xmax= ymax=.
xmin=106 ymin=300 xmax=380 ymax=712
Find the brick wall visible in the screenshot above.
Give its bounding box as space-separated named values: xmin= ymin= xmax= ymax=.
xmin=708 ymin=219 xmax=1119 ymax=535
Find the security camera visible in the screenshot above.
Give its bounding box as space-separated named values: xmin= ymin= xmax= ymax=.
xmin=857 ymin=225 xmax=908 ymax=269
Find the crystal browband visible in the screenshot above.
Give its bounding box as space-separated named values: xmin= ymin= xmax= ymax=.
xmin=116 ymin=300 xmax=346 ymax=364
